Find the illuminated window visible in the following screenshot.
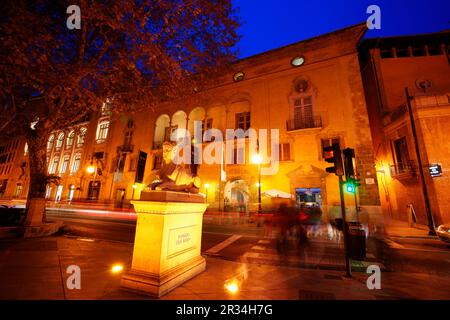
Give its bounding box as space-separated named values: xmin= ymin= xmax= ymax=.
xmin=71 ymin=154 xmax=81 ymax=173
xmin=14 ymin=184 xmax=22 ymax=198
xmin=47 ymin=135 xmax=55 ymax=151
xmin=96 ymin=120 xmax=110 ymax=143
xmin=24 ymin=143 xmax=28 ymax=156
xmin=235 ymin=112 xmax=251 ymax=131
xmin=289 ymin=96 xmax=317 ymax=130
xmin=60 ymin=155 xmax=70 ymax=174
xmin=101 ymin=101 xmax=112 ymax=116
xmin=77 ymin=128 xmax=87 ymax=147
xmin=49 ymin=157 xmax=59 ymax=174
xmin=55 ymin=133 xmax=64 ymax=150
xmin=66 ymin=131 xmax=75 ymax=148
xmin=45 ymin=185 xmax=52 ymax=199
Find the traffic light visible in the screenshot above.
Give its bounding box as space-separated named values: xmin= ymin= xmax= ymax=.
xmin=323 ymin=143 xmax=344 ymax=176
xmin=345 ymin=182 xmax=356 ymax=194
xmin=343 ymin=148 xmax=355 ymax=180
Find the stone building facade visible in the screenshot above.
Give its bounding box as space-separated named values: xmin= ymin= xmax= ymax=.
xmin=1 ymin=23 xmax=383 ymax=224
xmin=359 ymin=31 xmax=450 ymax=225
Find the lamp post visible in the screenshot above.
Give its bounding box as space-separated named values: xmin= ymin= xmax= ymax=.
xmin=204 ymin=183 xmax=210 ymax=203
xmin=86 ymin=157 xmax=98 ymax=200
xmin=405 ymin=87 xmax=436 ymax=235
xmin=131 ymin=183 xmax=137 ymax=200
xmin=252 ymin=154 xmax=262 ymax=213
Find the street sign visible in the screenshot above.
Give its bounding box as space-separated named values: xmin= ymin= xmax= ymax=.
xmin=429 ymin=164 xmax=442 ymax=177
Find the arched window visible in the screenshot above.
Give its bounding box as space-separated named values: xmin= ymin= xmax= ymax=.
xmin=66 ymin=131 xmax=75 ymax=148
xmin=188 ymin=107 xmax=206 ymax=136
xmin=49 ymin=156 xmax=59 ymax=174
xmin=153 ymin=114 xmax=170 ymax=149
xmin=71 ymin=154 xmax=81 ymax=173
xmin=47 ymin=135 xmax=55 ymax=151
xmin=96 ymin=120 xmax=110 ymax=143
xmin=59 ymin=155 xmax=70 ymax=174
xmin=77 ymin=128 xmax=87 ymax=147
xmin=55 ymin=133 xmax=64 ymax=150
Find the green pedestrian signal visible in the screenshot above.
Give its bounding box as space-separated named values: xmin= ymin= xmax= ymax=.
xmin=345 ymin=183 xmax=356 ymax=194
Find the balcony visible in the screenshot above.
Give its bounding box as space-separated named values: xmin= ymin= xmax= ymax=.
xmin=286 ymin=116 xmax=322 ymax=132
xmin=117 ymin=144 xmax=134 ymax=154
xmin=390 ymin=160 xmax=417 ymax=179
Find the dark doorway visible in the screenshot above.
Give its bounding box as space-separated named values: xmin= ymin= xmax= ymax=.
xmin=88 ymin=181 xmax=101 ymax=200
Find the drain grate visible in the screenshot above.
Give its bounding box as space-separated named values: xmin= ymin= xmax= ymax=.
xmin=299 ymin=290 xmax=336 ymax=300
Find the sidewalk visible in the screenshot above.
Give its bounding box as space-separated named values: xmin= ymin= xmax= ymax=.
xmin=382 ymin=218 xmax=436 ymax=238
xmin=1 ymin=235 xmax=449 ymax=300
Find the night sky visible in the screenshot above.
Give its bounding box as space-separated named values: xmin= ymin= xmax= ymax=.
xmin=232 ymin=0 xmax=450 ymax=58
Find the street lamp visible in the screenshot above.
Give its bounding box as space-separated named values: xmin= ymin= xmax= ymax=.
xmin=87 ymin=158 xmax=99 ymax=200
xmin=204 ymin=183 xmax=210 ymax=202
xmin=86 ymin=165 xmax=95 ymax=174
xmin=132 ymin=183 xmax=137 ymax=200
xmin=252 ymin=154 xmax=262 ymax=213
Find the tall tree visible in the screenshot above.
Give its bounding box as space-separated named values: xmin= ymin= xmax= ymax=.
xmin=0 ymin=0 xmax=239 ymax=225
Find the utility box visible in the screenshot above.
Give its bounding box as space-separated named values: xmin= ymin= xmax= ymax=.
xmin=348 ymin=222 xmax=366 ymax=260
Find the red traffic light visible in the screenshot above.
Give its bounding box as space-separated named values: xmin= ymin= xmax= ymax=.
xmin=323 ymin=143 xmax=344 ymax=176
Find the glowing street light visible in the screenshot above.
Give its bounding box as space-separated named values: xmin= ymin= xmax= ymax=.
xmin=204 ymin=183 xmax=210 ymax=202
xmin=86 ymin=165 xmax=95 ymax=174
xmin=111 ymin=264 xmax=124 ymax=274
xmin=224 ymin=279 xmax=239 ymax=294
xmin=252 ymin=154 xmax=262 ymax=213
xmin=252 ymin=154 xmax=262 ymax=165
xmin=131 ymin=183 xmax=138 ymax=200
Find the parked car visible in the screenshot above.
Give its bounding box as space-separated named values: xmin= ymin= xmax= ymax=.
xmin=436 ymin=224 xmax=450 ymax=243
xmin=0 ymin=205 xmax=26 ymax=226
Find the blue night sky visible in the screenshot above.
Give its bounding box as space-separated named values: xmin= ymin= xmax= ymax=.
xmin=232 ymin=0 xmax=450 ymax=58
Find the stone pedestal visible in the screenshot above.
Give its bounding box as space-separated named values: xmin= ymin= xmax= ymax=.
xmin=121 ymin=191 xmax=208 ymax=297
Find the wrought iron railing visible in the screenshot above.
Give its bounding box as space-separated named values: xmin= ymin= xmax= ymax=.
xmin=390 ymin=160 xmax=416 ymax=177
xmin=286 ymin=116 xmax=322 ymax=131
xmin=117 ymin=144 xmax=134 ymax=153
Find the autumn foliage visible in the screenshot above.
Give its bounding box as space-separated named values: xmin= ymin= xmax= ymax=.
xmin=0 ymin=0 xmax=239 ymax=223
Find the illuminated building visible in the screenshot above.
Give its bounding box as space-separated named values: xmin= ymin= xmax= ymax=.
xmin=359 ymin=31 xmax=450 ymax=226
xmin=1 ymin=23 xmax=387 ymax=224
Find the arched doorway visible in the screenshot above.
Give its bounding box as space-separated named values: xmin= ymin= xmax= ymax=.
xmin=88 ymin=181 xmax=101 ymax=200
xmin=154 ymin=114 xmax=170 ymax=149
xmin=224 ymin=179 xmax=249 ymax=213
xmin=188 ymin=107 xmax=206 ymax=136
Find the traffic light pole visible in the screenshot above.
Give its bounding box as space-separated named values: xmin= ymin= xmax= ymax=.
xmin=405 ymin=87 xmax=436 ymax=236
xmin=339 ymin=175 xmax=352 ymax=278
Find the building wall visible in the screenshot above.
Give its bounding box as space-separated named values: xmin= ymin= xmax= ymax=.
xmin=145 ymin=24 xmax=381 ymax=223
xmin=360 ymin=33 xmax=450 ymax=225
xmin=0 ymin=24 xmax=383 ymax=225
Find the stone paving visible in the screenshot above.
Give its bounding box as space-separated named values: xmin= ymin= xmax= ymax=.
xmin=0 ymin=235 xmax=449 ymax=300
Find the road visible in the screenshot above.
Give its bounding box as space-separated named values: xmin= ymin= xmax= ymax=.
xmin=379 ymin=235 xmax=450 ymax=276
xmin=46 ymin=210 xmax=264 ymax=262
xmin=46 ymin=209 xmax=352 ymax=270
xmin=46 ymin=209 xmax=450 ymax=275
